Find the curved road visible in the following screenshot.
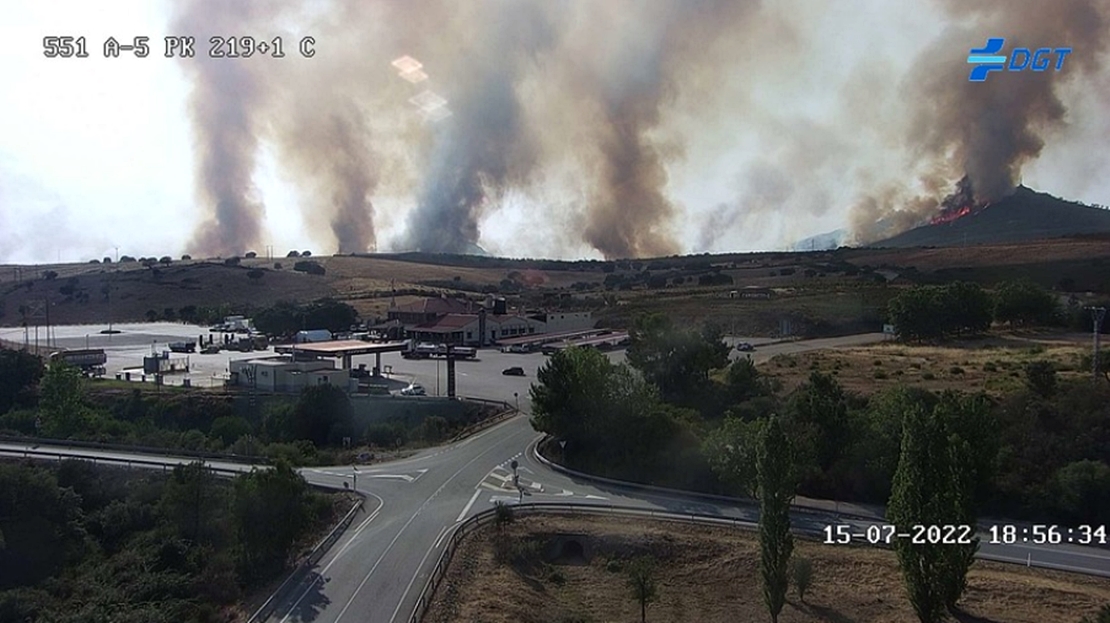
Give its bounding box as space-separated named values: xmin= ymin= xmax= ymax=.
xmin=3 ymin=333 xmax=1109 ymax=623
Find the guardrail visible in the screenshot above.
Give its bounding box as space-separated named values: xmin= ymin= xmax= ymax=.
xmin=0 ymin=433 xmax=270 ymax=466
xmin=530 ymin=435 xmax=886 ymax=522
xmin=448 ymin=407 xmax=517 ymax=443
xmin=247 ymin=496 xmax=365 ymax=623
xmin=0 ymin=446 xmax=253 ymax=475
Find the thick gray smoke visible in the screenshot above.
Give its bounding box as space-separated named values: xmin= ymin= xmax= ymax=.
xmin=174 ymin=2 xmax=273 ymax=257
xmin=850 ymin=0 xmax=1110 ymax=243
xmin=567 ymin=0 xmax=761 ymax=259
xmin=400 ymin=0 xmax=557 ymax=253
xmin=172 ymin=0 xmax=1106 ymax=258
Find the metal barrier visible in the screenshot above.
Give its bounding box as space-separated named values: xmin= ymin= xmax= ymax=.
xmin=530 ymin=435 xmax=886 ymax=522
xmin=447 ymin=408 xmax=517 ymax=443
xmin=0 ymin=433 xmax=270 ymax=465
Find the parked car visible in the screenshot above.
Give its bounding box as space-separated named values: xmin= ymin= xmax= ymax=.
xmin=400 ymin=383 xmax=426 ymax=396
xmin=502 ymin=366 xmax=525 ymax=376
xmin=735 ymin=342 xmax=755 ymax=352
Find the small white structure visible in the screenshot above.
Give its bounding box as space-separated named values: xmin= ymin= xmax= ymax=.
xmin=229 ymin=356 xmax=346 ymax=393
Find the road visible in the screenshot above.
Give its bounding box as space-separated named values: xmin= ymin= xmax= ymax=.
xmin=2 ymin=331 xmax=1108 ymax=623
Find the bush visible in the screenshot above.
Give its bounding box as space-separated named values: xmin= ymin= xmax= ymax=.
xmin=983 ymin=362 xmax=998 ymax=372
xmin=792 ymin=556 xmax=814 ymax=603
xmin=494 ymin=501 xmax=514 ymax=529
xmin=1024 ymin=360 xmax=1057 ymax=397
xmin=873 ymin=370 xmax=888 ymax=379
xmin=949 ymin=366 xmax=965 ymax=375
xmin=293 ymin=261 xmax=326 ymax=276
xmin=922 ymin=372 xmax=936 ymax=380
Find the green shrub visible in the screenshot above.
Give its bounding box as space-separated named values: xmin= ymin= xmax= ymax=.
xmin=873 ymin=371 xmax=888 ymax=380
xmin=983 ymin=362 xmax=998 ymax=372
xmin=949 ymin=366 xmax=965 ymax=375
xmin=922 ymin=372 xmax=936 ymax=380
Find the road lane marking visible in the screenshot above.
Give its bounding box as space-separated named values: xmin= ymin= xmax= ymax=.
xmin=279 ymin=490 xmax=385 ymax=623
xmin=433 ymin=524 xmax=454 ymax=549
xmin=366 ymin=474 xmax=415 ymax=482
xmin=456 ymin=489 xmax=482 ymax=523
xmin=332 ymin=425 xmax=532 ymax=623
xmin=389 ymin=527 xmax=453 ymax=623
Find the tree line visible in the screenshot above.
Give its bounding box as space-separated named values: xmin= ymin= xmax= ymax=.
xmin=531 ymin=316 xmax=1110 ymax=621
xmin=0 ymin=459 xmax=334 ymax=623
xmin=0 ymin=354 xmax=490 ymax=467
xmin=886 ymin=279 xmax=1098 ymax=340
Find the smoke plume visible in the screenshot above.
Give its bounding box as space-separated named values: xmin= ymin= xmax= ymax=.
xmin=173 ymin=1 xmax=275 ymax=257
xmin=398 ymin=1 xmax=557 ymax=254
xmin=850 ymin=0 xmax=1110 ymax=243
xmin=170 ymin=0 xmax=1108 ymax=259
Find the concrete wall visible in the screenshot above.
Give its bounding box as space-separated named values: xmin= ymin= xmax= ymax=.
xmin=537 ymin=311 xmax=594 ymax=333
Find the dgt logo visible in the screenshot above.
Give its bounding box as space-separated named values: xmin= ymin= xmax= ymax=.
xmin=967 ymin=38 xmax=1072 ymax=82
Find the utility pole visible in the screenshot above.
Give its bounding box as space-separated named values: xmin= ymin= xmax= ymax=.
xmin=1088 ymin=307 xmax=1107 ymax=380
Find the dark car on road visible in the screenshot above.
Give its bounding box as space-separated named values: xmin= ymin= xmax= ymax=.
xmin=502 ymin=366 xmax=525 ymax=376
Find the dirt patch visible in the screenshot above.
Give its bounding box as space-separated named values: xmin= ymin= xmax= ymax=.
xmin=424 ymin=514 xmax=1110 ymax=623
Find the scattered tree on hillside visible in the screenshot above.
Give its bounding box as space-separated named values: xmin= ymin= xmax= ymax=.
xmin=887 ymin=282 xmax=992 ymax=340
xmin=1024 ymin=360 xmax=1057 ymax=397
xmin=626 ymin=556 xmax=658 ymax=623
xmin=994 ymin=280 xmax=1059 ymax=326
xmin=757 ymin=416 xmax=795 ymax=623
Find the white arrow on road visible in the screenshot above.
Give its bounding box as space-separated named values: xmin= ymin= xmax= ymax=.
xmin=367 ymin=474 xmax=416 ymax=482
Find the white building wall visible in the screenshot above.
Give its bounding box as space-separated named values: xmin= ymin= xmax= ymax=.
xmin=541 ymin=312 xmax=594 ymax=333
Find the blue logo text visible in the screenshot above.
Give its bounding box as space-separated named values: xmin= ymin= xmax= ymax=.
xmin=967 ymin=38 xmax=1071 ymax=82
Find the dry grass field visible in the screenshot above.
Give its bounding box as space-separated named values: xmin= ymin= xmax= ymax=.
xmin=2 ymin=236 xmax=1107 ymax=328
xmin=759 ymin=332 xmax=1094 ymax=396
xmin=425 ymin=514 xmax=1110 ymax=623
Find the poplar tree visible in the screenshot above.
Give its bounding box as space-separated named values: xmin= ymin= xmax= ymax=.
xmin=757 ymin=416 xmax=795 ymax=623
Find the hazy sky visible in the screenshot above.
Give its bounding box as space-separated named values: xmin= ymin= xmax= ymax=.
xmin=1 ymin=0 xmax=1107 ymax=264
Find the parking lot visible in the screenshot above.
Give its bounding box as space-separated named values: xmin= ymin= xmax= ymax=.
xmin=0 ymin=322 xmax=630 ymax=397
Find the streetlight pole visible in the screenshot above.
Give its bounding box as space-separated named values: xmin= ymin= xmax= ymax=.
xmin=352 ymin=465 xmax=359 ymax=491
xmin=514 ymin=392 xmax=519 ymax=413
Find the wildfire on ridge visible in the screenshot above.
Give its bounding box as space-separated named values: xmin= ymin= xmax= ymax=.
xmin=929 ymin=176 xmax=988 ymax=226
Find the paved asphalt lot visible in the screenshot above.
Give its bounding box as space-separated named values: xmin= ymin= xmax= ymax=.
xmin=2 ymin=328 xmax=1107 ymax=622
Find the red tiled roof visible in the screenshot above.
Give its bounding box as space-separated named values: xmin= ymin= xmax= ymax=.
xmin=413 ymin=313 xmax=480 ymax=331
xmin=392 ymin=297 xmax=472 ymax=315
